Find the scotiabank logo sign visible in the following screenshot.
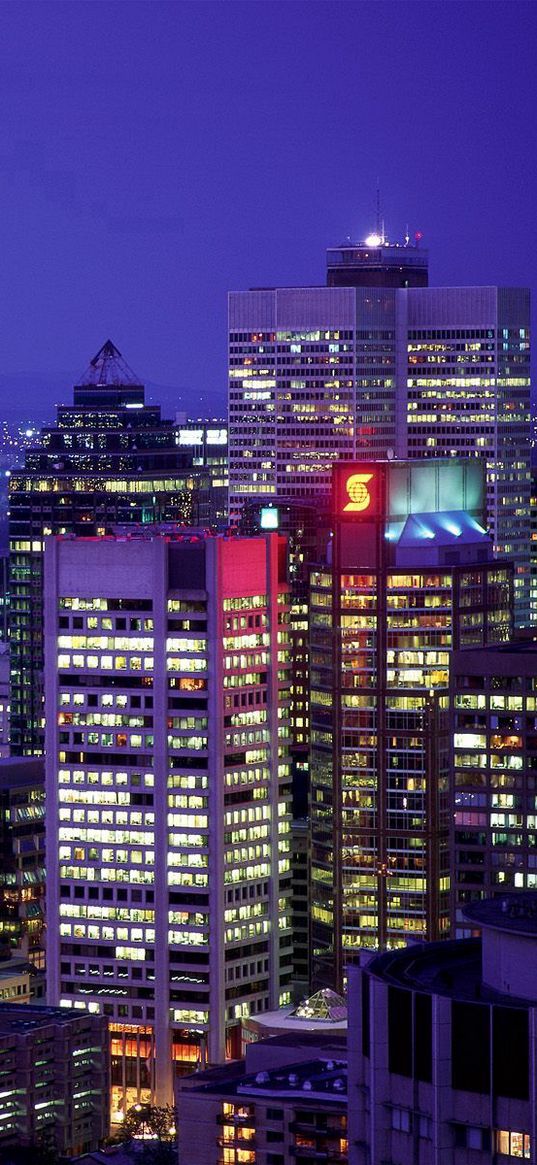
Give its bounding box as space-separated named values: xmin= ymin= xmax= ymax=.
xmin=333 ymin=464 xmax=379 ymax=519
xmin=343 ymin=472 xmax=373 ymax=512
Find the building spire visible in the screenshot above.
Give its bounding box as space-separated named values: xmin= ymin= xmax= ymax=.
xmin=77 ymin=340 xmax=142 ymax=387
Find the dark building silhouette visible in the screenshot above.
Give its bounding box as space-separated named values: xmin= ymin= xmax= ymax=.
xmin=0 ymin=757 xmax=45 ymax=968
xmin=9 ymin=341 xmax=213 ymax=754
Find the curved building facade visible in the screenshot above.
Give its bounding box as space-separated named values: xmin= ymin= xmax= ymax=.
xmin=348 ymin=895 xmax=537 ymax=1163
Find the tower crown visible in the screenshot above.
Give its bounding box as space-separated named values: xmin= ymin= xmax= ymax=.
xmin=77 ymin=340 xmax=142 ymax=388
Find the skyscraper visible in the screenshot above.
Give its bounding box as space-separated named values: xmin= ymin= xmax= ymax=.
xmin=309 ymin=459 xmax=512 ymax=988
xmin=228 ymin=249 xmax=530 ymax=624
xmin=44 ymin=529 xmax=292 ymax=1111
xmin=451 ymin=638 xmax=537 ymax=935
xmin=397 ymin=286 xmax=531 ymax=627
xmin=9 ymin=340 xmax=213 ymax=755
xmin=174 ymin=415 xmax=229 ymax=529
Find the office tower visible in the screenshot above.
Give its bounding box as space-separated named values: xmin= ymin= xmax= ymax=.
xmin=451 ymin=638 xmax=537 ymax=935
xmin=0 ymin=644 xmax=8 ymax=756
xmin=9 ymin=340 xmax=214 ymax=756
xmin=238 ymin=499 xmax=332 ymax=994
xmin=0 ymin=757 xmax=45 ymax=967
xmin=44 ymin=529 xmax=292 ymax=1113
xmin=397 ymin=286 xmax=531 ymax=627
xmin=228 ymin=286 xmax=397 ymax=517
xmin=310 ymin=459 xmax=513 ymax=989
xmin=530 ymin=461 xmax=537 ymax=622
xmin=174 ymin=415 xmax=228 ymax=528
xmin=0 ymin=1002 xmax=108 ymax=1156
xmin=348 ymin=896 xmax=537 ymax=1165
xmin=228 ymin=260 xmax=530 ymax=625
xmin=0 ymin=550 xmax=9 ymax=642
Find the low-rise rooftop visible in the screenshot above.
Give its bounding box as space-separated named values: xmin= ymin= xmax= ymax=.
xmin=463 ymin=892 xmax=537 ymax=937
xmin=179 ymin=1054 xmax=347 ymax=1104
xmin=0 ymin=1002 xmax=100 ymax=1033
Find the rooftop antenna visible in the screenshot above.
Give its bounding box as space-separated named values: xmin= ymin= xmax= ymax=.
xmin=365 ymin=184 xmax=385 ymax=248
xmin=404 ymin=223 xmax=410 ymax=246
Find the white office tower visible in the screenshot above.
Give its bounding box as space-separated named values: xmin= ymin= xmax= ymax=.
xmin=397 ymin=287 xmax=531 ymax=627
xmin=228 ymin=280 xmax=530 ymax=625
xmin=44 ymin=530 xmax=293 ymax=1115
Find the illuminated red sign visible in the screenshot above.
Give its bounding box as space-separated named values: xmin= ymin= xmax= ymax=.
xmin=343 ymin=472 xmax=373 ymax=512
xmin=333 ymin=464 xmax=379 ymax=519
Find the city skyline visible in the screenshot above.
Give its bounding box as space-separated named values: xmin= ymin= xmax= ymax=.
xmin=0 ymin=1 xmax=535 ymax=416
xmin=0 ymin=1 xmax=536 ymax=1155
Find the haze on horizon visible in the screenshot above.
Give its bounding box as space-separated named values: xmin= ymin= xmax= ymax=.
xmin=0 ymin=0 xmax=535 ymax=421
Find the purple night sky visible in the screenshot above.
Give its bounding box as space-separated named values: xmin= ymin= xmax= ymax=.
xmin=0 ymin=0 xmax=536 ymax=421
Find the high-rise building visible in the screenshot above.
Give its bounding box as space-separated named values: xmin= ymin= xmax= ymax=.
xmin=228 ymin=286 xmax=396 ymax=514
xmin=9 ymin=340 xmax=215 ymax=755
xmin=228 ymin=254 xmax=530 ymax=624
xmin=451 ymin=637 xmax=537 ymax=935
xmin=0 ymin=757 xmax=45 ymax=968
xmin=44 ymin=529 xmax=293 ymax=1113
xmin=174 ymin=415 xmax=228 ymax=528
xmin=310 ymin=459 xmax=513 ymax=989
xmin=238 ymin=499 xmax=332 ymax=995
xmin=397 ymin=286 xmax=531 ymax=627
xmin=530 ymin=460 xmax=537 ymax=622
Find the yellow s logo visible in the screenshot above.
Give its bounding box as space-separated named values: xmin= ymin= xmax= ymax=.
xmin=343 ymin=473 xmax=373 ymax=512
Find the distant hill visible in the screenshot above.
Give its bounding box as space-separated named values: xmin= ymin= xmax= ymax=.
xmin=0 ymin=373 xmax=227 ymax=427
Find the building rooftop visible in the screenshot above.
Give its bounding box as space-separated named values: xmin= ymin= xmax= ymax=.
xmin=366 ymin=937 xmax=532 ymax=1008
xmin=0 ymin=757 xmax=44 ymax=791
xmin=77 ymin=340 xmax=143 ymax=388
xmin=0 ymin=1002 xmax=99 ymax=1033
xmin=0 ymin=955 xmax=33 ymax=981
xmin=456 ymin=636 xmax=537 ymax=657
xmin=237 ymin=1057 xmax=347 ymax=1102
xmin=463 ymin=893 xmax=537 ymax=938
xmin=244 ymin=990 xmax=347 ymax=1035
xmin=179 ymin=1054 xmax=347 ymax=1103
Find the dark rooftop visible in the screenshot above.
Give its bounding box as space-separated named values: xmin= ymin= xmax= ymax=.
xmin=463 ymin=892 xmax=537 ymax=937
xmin=0 ymin=1002 xmax=102 ymax=1033
xmin=237 ymin=1057 xmax=347 ymax=1102
xmin=0 ymin=756 xmax=44 ymax=790
xmin=454 ymin=635 xmax=537 ymax=658
xmin=366 ymin=937 xmax=532 ymax=1008
xmin=178 ymin=1055 xmax=347 ymax=1103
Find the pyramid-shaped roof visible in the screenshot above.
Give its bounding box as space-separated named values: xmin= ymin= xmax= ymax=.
xmin=77 ymin=340 xmax=142 ymax=388
xmin=290 ymin=988 xmax=347 ymax=1023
